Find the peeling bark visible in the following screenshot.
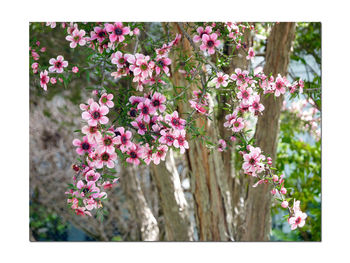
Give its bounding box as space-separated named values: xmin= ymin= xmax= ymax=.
xmin=240 ymin=22 xmax=296 ymax=241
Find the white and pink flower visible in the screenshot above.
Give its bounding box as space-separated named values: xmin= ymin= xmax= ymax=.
xmin=82 ymin=102 xmax=109 ymax=126
xmin=49 ymin=55 xmax=68 ymax=73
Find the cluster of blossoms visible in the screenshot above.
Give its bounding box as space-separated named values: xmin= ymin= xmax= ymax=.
xmin=217 ymin=64 xmax=306 ymax=230
xmin=110 ymin=34 xmax=180 ymax=91
xmin=66 ymin=87 xmax=189 ymax=215
xmin=193 ymin=25 xmax=221 ymax=55
xmin=37 ymin=22 xmax=310 ymax=231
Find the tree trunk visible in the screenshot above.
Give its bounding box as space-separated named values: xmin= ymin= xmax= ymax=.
xmin=168 ymin=22 xmax=234 ymax=241
xmin=240 ymin=22 xmax=296 ymax=241
xmin=151 ymin=150 xmax=194 ymax=241
xmin=121 ymin=165 xmax=159 ymax=241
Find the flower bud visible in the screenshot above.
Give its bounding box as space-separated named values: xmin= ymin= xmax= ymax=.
xmin=281 ymin=200 xmax=288 ymax=208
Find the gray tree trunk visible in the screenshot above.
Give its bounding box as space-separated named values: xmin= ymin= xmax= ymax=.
xmin=151 ymin=150 xmax=194 ymax=241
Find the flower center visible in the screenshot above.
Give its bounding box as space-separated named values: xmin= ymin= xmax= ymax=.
xmin=172 ymin=118 xmax=179 ymax=126
xmin=139 ymin=122 xmax=146 ymax=129
xmin=158 ymin=60 xmax=165 ymax=67
xmin=140 ymin=63 xmax=148 ymax=71
xmin=207 ymin=40 xmax=214 ymax=47
xmin=152 ymin=100 xmax=160 ymax=107
xmin=114 ymin=27 xmax=123 ymax=35
xmin=130 ymin=151 xmax=137 ymax=158
xmin=249 ymin=158 xmax=256 ymax=165
xmin=121 ymin=135 xmax=127 ymax=144
xmin=92 ymin=111 xmax=101 ymax=119
xmin=142 ymin=106 xmax=149 ymax=114
xmin=166 ymin=135 xmax=174 ymax=142
xmin=101 ymin=152 xmax=110 ymax=161
xmin=89 ymin=126 xmax=97 ymax=133
xmin=295 ymin=217 xmax=301 ymax=224
xmin=55 ymin=61 xmax=62 ymax=68
xmin=118 ymin=58 xmax=125 ymax=64
xmin=81 ymin=142 xmax=90 ymax=150
xmin=98 ymin=31 xmax=105 ymax=37
xmin=130 ymin=109 xmax=137 ymax=117
xmin=104 ymin=138 xmax=112 ymax=146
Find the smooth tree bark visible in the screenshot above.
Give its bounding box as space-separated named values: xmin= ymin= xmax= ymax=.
xmin=239 ymin=22 xmax=296 ymax=241
xmin=121 ymin=165 xmax=159 ymax=241
xmin=151 ymin=150 xmax=194 ymax=241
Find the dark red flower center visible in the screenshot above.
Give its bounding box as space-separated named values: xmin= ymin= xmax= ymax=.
xmin=130 ymin=151 xmax=137 ymax=158
xmin=104 ymin=138 xmax=112 ymax=146
xmin=207 ymin=40 xmax=214 ymax=47
xmin=152 ymin=99 xmax=160 ymax=107
xmin=101 ymin=152 xmax=110 ymax=161
xmin=295 ymin=217 xmax=301 ymax=224
xmin=166 ymin=135 xmax=174 ymax=142
xmin=141 ymin=64 xmax=148 ymax=71
xmin=130 ymin=109 xmax=137 ymax=117
xmin=92 ymin=111 xmax=101 ymax=119
xmin=121 ymin=135 xmax=127 ymax=144
xmin=98 ymin=31 xmax=106 ymax=37
xmin=114 ymin=27 xmax=123 ymax=35
xmin=81 ymin=142 xmax=90 ymax=150
xmin=55 ymin=61 xmax=62 ymax=68
xmin=142 ymin=106 xmax=149 ymax=114
xmin=171 ymin=118 xmax=179 ymax=126
xmin=249 ymin=158 xmax=256 ymax=165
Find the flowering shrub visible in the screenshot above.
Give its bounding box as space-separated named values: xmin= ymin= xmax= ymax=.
xmin=30 ymin=22 xmax=310 ymax=231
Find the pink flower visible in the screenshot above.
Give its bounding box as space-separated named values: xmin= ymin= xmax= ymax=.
xmin=105 ymin=22 xmax=130 ymax=43
xmin=159 ymin=129 xmax=176 ymax=146
xmin=246 ymin=47 xmax=255 ymax=60
xmin=165 ymin=111 xmax=186 ymax=130
xmin=231 ymin=117 xmax=244 ymax=133
xmin=213 ymin=72 xmax=229 ymax=88
xmin=249 ymin=95 xmax=265 ymax=114
xmin=76 ymin=180 xmax=100 ymax=199
xmin=152 ymin=145 xmax=168 ymax=165
xmin=66 ymin=29 xmax=86 ymax=48
xmin=281 ymin=200 xmax=289 ymax=208
xmin=173 ymin=130 xmax=189 ymax=154
xmin=31 ymin=62 xmax=39 ymax=74
xmin=114 ymin=127 xmax=132 ymax=152
xmin=129 ymin=54 xmax=154 ymax=80
xmin=237 ymin=86 xmax=253 ymax=104
xmin=111 ymin=51 xmax=129 ymax=68
xmin=82 ymin=102 xmax=109 ymax=126
xmin=72 ymin=136 xmax=95 ymax=155
xmin=49 ymin=55 xmax=68 ymax=73
xmin=85 ymin=170 xmax=101 ymax=183
xmin=150 ymin=92 xmax=166 ymax=112
xmin=218 ymin=139 xmax=227 ymax=152
xmin=200 ymin=33 xmax=220 ymax=55
xmin=155 ymin=57 xmax=171 ymax=75
xmin=131 ymin=116 xmax=148 ymax=135
xmin=142 ymin=144 xmax=153 ymax=165
xmin=224 ymin=111 xmax=238 ymax=128
xmin=288 ymin=211 xmax=307 ymax=230
xmin=97 ymin=134 xmax=117 ymax=154
xmin=137 ymin=99 xmax=156 ymax=123
xmin=90 ymin=26 xmax=108 ymax=43
xmin=95 ymin=151 xmax=117 ymax=169
xmin=50 ymin=77 xmax=57 ymax=84
xmin=72 ymin=66 xmax=79 ymax=73
xmin=230 ymin=68 xmax=249 ymax=85
xmin=274 ymin=74 xmax=286 ymax=97
xmin=46 ymin=22 xmax=56 ymax=28
xmin=126 ymin=143 xmax=143 ymax=165
xmin=99 ymin=93 xmax=114 ymax=108
xmin=193 ymin=26 xmax=212 ymax=43
xmin=40 ymin=70 xmax=50 ymax=91
xmin=280 ymin=187 xmax=287 ymax=195
xmin=242 ymin=146 xmax=265 ymax=176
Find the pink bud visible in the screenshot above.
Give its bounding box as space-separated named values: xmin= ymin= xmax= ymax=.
xmin=230 ymin=136 xmax=237 ymax=142
xmin=36 ymin=41 xmax=40 ymax=46
xmin=280 ymin=187 xmax=287 ymax=195
xmin=50 ymin=77 xmax=57 ymax=84
xmin=72 ymin=66 xmax=79 ymax=73
xmin=281 ymin=200 xmax=288 ymax=208
xmin=271 ymin=189 xmax=277 ymax=195
xmin=40 ymin=47 xmax=46 ymax=52
xmin=272 ymin=175 xmax=279 ymax=182
xmin=133 ymin=28 xmax=140 ymax=35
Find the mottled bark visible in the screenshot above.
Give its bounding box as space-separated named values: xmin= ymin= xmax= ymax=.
xmin=167 ymin=22 xmax=234 ymax=241
xmin=151 ymin=150 xmax=194 ymax=241
xmin=121 ymin=165 xmax=159 ymax=241
xmin=240 ymin=22 xmax=296 ymax=241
